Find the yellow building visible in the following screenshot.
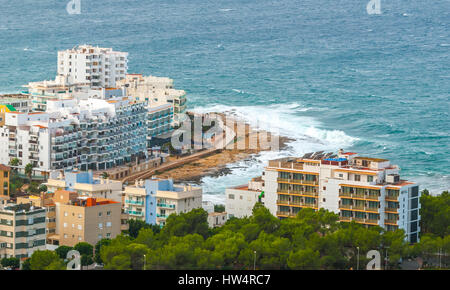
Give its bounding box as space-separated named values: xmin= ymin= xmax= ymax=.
xmin=0 ymin=164 xmax=11 ymax=198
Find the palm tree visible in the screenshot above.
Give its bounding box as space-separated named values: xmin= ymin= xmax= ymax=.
xmin=101 ymin=172 xmax=109 ymax=179
xmin=25 ymin=163 xmax=33 ymax=183
xmin=9 ymin=158 xmax=19 ymax=172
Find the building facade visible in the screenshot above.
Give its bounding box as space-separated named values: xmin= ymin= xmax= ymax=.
xmin=117 ymin=74 xmax=187 ymax=128
xmin=0 ymin=203 xmax=46 ymax=259
xmin=0 ymin=96 xmax=147 ymax=174
xmin=123 ymin=178 xmax=202 ymax=227
xmin=57 ymin=45 xmax=128 ymax=89
xmin=0 ymin=165 xmax=10 ymax=198
xmin=225 ymin=177 xmax=264 ymax=219
xmin=45 ymin=170 xmax=123 ymax=202
xmin=262 ymin=150 xmax=421 ymax=243
xmin=52 ymin=190 xmax=121 ymax=247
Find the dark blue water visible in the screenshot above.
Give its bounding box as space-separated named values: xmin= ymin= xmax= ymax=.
xmin=0 ymin=0 xmax=449 ymax=196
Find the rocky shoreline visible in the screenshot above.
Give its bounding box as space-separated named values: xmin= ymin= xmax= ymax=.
xmin=154 ymin=114 xmax=294 ymax=183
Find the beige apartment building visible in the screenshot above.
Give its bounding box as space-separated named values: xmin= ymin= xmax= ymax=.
xmin=262 ymin=150 xmax=421 ymax=243
xmin=53 ymin=190 xmax=121 ymax=247
xmin=0 ymin=202 xmax=46 ymax=259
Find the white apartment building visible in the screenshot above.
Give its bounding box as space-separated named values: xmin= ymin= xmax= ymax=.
xmin=123 ymin=178 xmax=202 ymax=227
xmin=225 ymin=177 xmax=264 ymax=219
xmin=0 ymin=96 xmax=147 ymax=175
xmin=262 ymin=150 xmax=421 ymax=243
xmin=57 ymin=45 xmax=128 ymax=89
xmin=117 ymin=74 xmax=187 ymax=127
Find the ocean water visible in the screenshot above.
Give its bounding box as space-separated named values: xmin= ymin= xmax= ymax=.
xmin=0 ymin=0 xmax=448 ymax=203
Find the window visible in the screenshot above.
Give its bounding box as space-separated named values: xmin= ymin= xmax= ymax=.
xmin=228 ymin=194 xmax=234 ymax=200
xmin=98 ymin=223 xmax=103 ymax=229
xmin=98 ymin=234 xmax=102 ymax=239
xmin=64 ymin=212 xmax=68 ymax=217
xmin=106 ymin=233 xmax=111 ymax=238
xmin=64 ymin=234 xmax=68 ymax=238
xmin=77 ymin=225 xmax=82 ymax=230
xmin=63 ymin=223 xmax=68 ymax=228
xmin=78 ymin=214 xmax=82 ymax=218
xmin=367 ymin=176 xmax=373 ymax=182
xmin=355 ymin=175 xmax=361 ymax=181
xmin=106 ymin=222 xmax=112 ymax=227
xmin=98 ymin=212 xmax=102 ymax=217
xmin=107 ymin=211 xmax=111 ymax=216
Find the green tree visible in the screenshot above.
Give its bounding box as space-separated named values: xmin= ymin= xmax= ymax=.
xmin=287 ymin=248 xmax=321 ymax=269
xmin=24 ymin=163 xmax=33 ymax=183
xmin=74 ymin=242 xmax=94 ymax=268
xmin=162 ymin=208 xmax=209 ymax=239
xmin=1 ymin=257 xmax=20 ymax=269
xmin=101 ymin=172 xmax=109 ymax=179
xmin=55 ymin=245 xmax=73 ymax=260
xmin=420 ymin=190 xmax=450 ymax=237
xmin=214 ymin=204 xmax=225 ymax=213
xmin=95 ymin=239 xmax=112 ymax=264
xmin=126 ymin=219 xmax=151 ymax=239
xmin=29 ymin=250 xmax=65 ymax=270
xmin=9 ymin=158 xmax=19 ymax=168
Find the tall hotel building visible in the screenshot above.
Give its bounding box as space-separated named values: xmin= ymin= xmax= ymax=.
xmin=263 ymin=150 xmax=420 ymax=243
xmin=0 ymin=97 xmax=147 ymax=176
xmin=57 ymin=45 xmax=128 ymax=89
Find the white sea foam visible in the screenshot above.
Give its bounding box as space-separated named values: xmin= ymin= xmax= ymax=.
xmin=191 ymin=102 xmax=358 ymax=204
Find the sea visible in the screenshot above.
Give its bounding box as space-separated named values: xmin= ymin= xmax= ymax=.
xmin=0 ymin=0 xmax=448 ymax=203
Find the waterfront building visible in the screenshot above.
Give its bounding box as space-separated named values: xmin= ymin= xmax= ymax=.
xmin=0 ymin=96 xmax=147 ymax=175
xmin=0 ymin=164 xmax=11 ymax=198
xmin=262 ymin=150 xmax=421 ymax=243
xmin=51 ymin=190 xmax=121 ymax=247
xmin=57 ymin=45 xmax=128 ymax=89
xmin=0 ymin=96 xmax=31 ymax=113
xmin=225 ymin=177 xmax=264 ymax=219
xmin=123 ymin=178 xmax=202 ymax=227
xmin=44 ymin=170 xmax=123 ymax=202
xmin=0 ymin=202 xmax=46 ymax=258
xmin=117 ymin=74 xmax=186 ymax=128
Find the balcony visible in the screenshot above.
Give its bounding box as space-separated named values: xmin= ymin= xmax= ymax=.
xmin=339 ymin=192 xmax=379 ymax=201
xmin=157 ymin=203 xmax=175 ymax=209
xmin=340 ymin=216 xmax=379 ymax=225
xmin=128 ymin=210 xmax=143 ymax=216
xmin=385 ymin=207 xmax=398 ymax=213
xmin=276 ymin=211 xmax=294 ymax=217
xmin=385 ymin=195 xmax=398 ymax=202
xmin=126 ymin=200 xmax=144 ymax=206
xmin=385 ymin=219 xmax=398 ymax=225
xmin=156 ymin=213 xmax=168 ymax=219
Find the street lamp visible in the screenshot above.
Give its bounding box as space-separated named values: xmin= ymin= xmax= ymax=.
xmin=143 ymin=254 xmax=146 ymax=270
xmin=356 ymin=247 xmax=360 ymax=270
xmin=253 ymin=251 xmax=256 ymax=270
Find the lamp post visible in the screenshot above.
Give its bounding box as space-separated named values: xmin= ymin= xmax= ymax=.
xmin=253 ymin=251 xmax=256 ymax=270
xmin=143 ymin=254 xmax=146 ymax=270
xmin=357 ymin=247 xmax=360 ymax=270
